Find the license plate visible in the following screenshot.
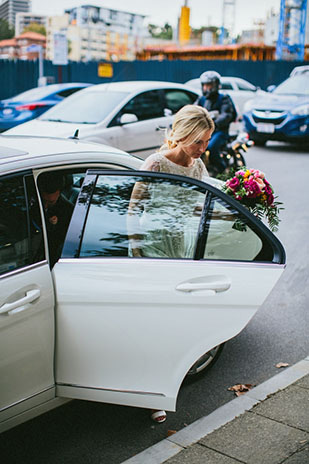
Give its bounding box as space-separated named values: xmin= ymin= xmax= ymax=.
xmin=256 ymin=123 xmax=275 ymax=133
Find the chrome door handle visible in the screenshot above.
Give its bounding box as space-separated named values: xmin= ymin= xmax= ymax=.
xmin=0 ymin=289 xmax=41 ymax=315
xmin=176 ymin=280 xmax=231 ymax=293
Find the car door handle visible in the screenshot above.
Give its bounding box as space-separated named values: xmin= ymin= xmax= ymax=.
xmin=0 ymin=289 xmax=41 ymax=315
xmin=176 ymin=280 xmax=231 ymax=293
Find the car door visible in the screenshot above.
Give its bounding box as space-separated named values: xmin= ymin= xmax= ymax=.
xmin=110 ymin=90 xmax=168 ymax=158
xmin=54 ymin=170 xmax=285 ymax=412
xmin=0 ymin=172 xmax=55 ymax=431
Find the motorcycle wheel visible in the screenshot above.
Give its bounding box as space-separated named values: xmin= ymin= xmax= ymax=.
xmin=232 ymin=152 xmax=246 ymax=169
xmin=184 ymin=343 xmax=225 ymax=382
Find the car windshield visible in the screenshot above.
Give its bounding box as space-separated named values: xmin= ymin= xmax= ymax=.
xmin=40 ymin=90 xmax=129 ymax=124
xmin=273 ymin=75 xmax=309 ymax=96
xmin=9 ymin=86 xmax=58 ymax=101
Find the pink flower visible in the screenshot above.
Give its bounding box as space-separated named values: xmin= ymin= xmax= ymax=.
xmin=227 ymin=176 xmax=240 ymax=190
xmin=255 ymin=177 xmax=265 ymax=190
xmin=244 ymin=179 xmax=261 ymax=198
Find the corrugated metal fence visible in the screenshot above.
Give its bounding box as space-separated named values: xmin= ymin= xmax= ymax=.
xmin=0 ymin=58 xmax=307 ymax=100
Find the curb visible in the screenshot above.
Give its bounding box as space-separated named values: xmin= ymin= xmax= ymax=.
xmin=122 ymin=356 xmax=309 ymax=464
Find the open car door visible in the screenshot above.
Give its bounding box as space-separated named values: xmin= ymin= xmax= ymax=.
xmin=53 ymin=170 xmax=285 ymax=411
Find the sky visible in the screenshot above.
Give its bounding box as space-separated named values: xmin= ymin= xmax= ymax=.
xmin=31 ymin=0 xmax=281 ymax=36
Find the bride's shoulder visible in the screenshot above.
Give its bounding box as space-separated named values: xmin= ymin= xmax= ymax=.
xmin=140 ymin=152 xmax=163 ymax=172
xmin=196 ymin=158 xmax=209 ymax=177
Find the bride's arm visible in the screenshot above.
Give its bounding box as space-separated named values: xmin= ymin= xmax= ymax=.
xmin=127 ymin=157 xmax=161 ymax=257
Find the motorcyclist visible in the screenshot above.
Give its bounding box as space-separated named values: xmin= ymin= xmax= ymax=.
xmin=195 ymin=71 xmax=237 ymax=173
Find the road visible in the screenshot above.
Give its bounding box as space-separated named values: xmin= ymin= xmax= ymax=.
xmin=1 ymin=141 xmax=308 ymax=464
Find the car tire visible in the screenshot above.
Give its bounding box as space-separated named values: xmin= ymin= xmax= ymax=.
xmin=184 ymin=343 xmax=225 ymax=382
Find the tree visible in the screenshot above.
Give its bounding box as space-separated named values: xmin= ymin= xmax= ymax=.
xmin=0 ymin=18 xmax=14 ymax=40
xmin=23 ymin=22 xmax=46 ymax=36
xmin=148 ymin=22 xmax=173 ymax=40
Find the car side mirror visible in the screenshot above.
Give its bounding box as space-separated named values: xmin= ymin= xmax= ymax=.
xmin=119 ymin=113 xmax=138 ymax=125
xmin=267 ymin=85 xmax=276 ymax=93
xmin=164 ymin=108 xmax=173 ymax=117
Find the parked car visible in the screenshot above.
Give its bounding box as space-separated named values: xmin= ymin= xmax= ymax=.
xmin=0 ymin=83 xmax=92 ymax=132
xmin=289 ymin=64 xmax=309 ymax=77
xmin=5 ymin=81 xmax=200 ymax=159
xmin=185 ymin=76 xmax=265 ymax=116
xmin=0 ymin=134 xmax=285 ymax=433
xmin=243 ymin=72 xmax=309 ymax=146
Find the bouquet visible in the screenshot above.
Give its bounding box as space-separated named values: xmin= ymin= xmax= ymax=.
xmin=222 ymin=168 xmax=283 ymax=232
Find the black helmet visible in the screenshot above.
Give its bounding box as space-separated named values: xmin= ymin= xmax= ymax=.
xmin=200 ymin=71 xmax=221 ymax=97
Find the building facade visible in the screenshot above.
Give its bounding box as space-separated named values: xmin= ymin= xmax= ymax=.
xmin=47 ymin=4 xmax=146 ymax=62
xmin=0 ymin=0 xmax=30 ymax=28
xmin=0 ymin=30 xmax=45 ymax=59
xmin=15 ymin=11 xmax=47 ymax=35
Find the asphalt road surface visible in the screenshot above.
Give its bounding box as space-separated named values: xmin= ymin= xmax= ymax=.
xmin=1 ymin=141 xmax=308 ymax=464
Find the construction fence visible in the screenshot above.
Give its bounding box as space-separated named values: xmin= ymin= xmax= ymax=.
xmin=0 ymin=58 xmax=307 ymax=100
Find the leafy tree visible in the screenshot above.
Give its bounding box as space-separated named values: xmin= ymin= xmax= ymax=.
xmin=23 ymin=22 xmax=46 ymax=36
xmin=148 ymin=22 xmax=173 ymax=40
xmin=0 ymin=18 xmax=14 ymax=40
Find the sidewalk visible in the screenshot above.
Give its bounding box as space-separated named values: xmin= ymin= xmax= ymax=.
xmin=123 ymin=356 xmax=309 ymax=464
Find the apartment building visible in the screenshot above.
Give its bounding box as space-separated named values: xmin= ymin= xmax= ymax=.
xmin=46 ymin=4 xmax=146 ymax=62
xmin=0 ymin=0 xmax=30 ymax=28
xmin=15 ymin=11 xmax=47 ymax=35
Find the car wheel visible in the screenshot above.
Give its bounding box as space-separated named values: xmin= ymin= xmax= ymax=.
xmin=185 ymin=343 xmax=225 ymax=381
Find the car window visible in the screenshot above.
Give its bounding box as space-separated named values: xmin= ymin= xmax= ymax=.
xmin=65 ymin=173 xmax=279 ymax=263
xmin=237 ymin=81 xmax=255 ymax=91
xmin=0 ymin=173 xmax=44 ymax=275
xmin=115 ymin=90 xmax=164 ymax=122
xmin=9 ymin=87 xmax=56 ymax=101
xmin=40 ymin=90 xmax=129 ymax=123
xmin=78 ymin=175 xmax=205 ymax=259
xmin=56 ymin=88 xmax=84 ymax=98
xmin=163 ymin=89 xmax=197 ymax=114
xmin=273 ymin=75 xmax=309 ymax=96
xmin=203 ymin=197 xmax=267 ymax=261
xmin=221 ymin=82 xmax=233 ymax=90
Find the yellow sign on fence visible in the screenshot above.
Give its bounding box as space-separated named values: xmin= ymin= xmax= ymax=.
xmin=98 ymin=62 xmax=113 ymax=78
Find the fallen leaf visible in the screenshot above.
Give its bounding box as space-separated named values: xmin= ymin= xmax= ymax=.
xmin=167 ymin=430 xmax=177 ymax=437
xmin=228 ymin=383 xmax=254 ymax=396
xmin=275 ymin=362 xmax=289 ymax=368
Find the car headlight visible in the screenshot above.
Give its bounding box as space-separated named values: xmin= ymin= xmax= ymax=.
xmin=291 ymin=104 xmax=309 ymax=116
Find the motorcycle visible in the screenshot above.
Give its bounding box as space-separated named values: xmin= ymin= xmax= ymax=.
xmin=203 ymin=131 xmax=254 ymax=179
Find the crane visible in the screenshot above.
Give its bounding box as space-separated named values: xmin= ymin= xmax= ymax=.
xmin=276 ymin=0 xmax=308 ymax=60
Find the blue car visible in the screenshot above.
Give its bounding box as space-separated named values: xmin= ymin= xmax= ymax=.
xmin=0 ymin=83 xmax=92 ymax=132
xmin=243 ymin=72 xmax=309 ymax=146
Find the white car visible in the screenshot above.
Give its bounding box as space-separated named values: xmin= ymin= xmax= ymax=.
xmin=0 ymin=134 xmax=285 ymax=432
xmin=185 ymin=76 xmax=265 ymax=116
xmin=5 ymin=81 xmax=200 ymax=159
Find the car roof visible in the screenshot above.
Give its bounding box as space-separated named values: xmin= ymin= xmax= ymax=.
xmin=78 ymin=80 xmax=199 ymax=93
xmin=0 ymin=134 xmax=142 ymax=174
xmin=186 ymin=76 xmax=250 ymax=84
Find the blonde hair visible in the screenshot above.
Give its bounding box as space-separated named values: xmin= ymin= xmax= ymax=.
xmin=161 ymin=104 xmax=215 ymax=150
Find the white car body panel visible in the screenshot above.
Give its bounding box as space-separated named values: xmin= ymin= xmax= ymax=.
xmin=0 ymin=263 xmax=55 ymax=425
xmin=54 ymin=258 xmax=284 ymax=411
